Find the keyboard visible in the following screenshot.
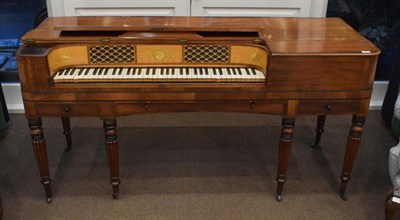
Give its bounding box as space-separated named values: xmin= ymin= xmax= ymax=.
xmin=53 ymin=67 xmax=265 ymax=83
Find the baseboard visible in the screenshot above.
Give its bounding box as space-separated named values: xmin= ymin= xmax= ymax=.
xmin=370 ymin=81 xmax=388 ymax=110
xmin=1 ymin=81 xmax=388 ymax=113
xmin=1 ymin=83 xmax=24 ymax=113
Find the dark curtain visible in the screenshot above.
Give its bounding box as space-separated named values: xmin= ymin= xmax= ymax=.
xmin=381 ymin=47 xmax=400 ymax=126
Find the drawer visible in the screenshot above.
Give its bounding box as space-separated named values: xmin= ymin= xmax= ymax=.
xmin=35 ymin=102 xmax=104 ymax=116
xmin=116 ymin=101 xmax=286 ymax=115
xmin=297 ymin=100 xmax=360 ymax=115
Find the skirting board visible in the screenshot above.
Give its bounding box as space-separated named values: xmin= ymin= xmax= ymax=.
xmin=1 ymin=81 xmax=388 ymax=114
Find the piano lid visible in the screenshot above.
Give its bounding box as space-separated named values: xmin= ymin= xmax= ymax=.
xmin=22 ymin=16 xmax=380 ymax=55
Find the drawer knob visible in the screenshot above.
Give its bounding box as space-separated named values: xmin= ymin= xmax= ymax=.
xmin=325 ymin=104 xmax=332 ymax=111
xmin=144 ymin=101 xmax=150 ymax=109
xmin=64 ymin=106 xmax=70 ymax=112
xmin=249 ymin=101 xmax=256 ymax=108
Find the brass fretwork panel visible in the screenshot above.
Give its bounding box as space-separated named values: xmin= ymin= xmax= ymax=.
xmin=89 ymin=45 xmax=135 ymax=64
xmin=184 ymin=45 xmax=229 ymax=63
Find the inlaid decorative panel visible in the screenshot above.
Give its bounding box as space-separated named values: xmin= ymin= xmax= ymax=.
xmin=184 ymin=45 xmax=229 ymax=63
xmin=89 ymin=45 xmax=135 ymax=64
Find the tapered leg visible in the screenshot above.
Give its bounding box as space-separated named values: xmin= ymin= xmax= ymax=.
xmin=340 ymin=115 xmax=365 ymax=200
xmin=310 ymin=115 xmax=326 ymax=148
xmin=103 ymin=118 xmax=121 ymax=199
xmin=276 ymin=118 xmax=295 ymax=201
xmin=28 ymin=117 xmax=52 ymax=203
xmin=61 ymin=117 xmax=72 ymax=151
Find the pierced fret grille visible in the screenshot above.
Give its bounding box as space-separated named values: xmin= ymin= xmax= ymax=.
xmin=184 ymin=45 xmax=229 ymax=63
xmin=89 ymin=45 xmax=135 ymax=64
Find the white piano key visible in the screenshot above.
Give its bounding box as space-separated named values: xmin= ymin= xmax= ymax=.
xmin=235 ymin=68 xmax=243 ymax=81
xmin=207 ymin=68 xmax=216 ymax=80
xmin=133 ymin=68 xmax=140 ymax=79
xmin=181 ymin=68 xmax=187 ymax=80
xmin=240 ymin=68 xmax=248 ymax=76
xmin=229 ymin=68 xmax=237 ymax=80
xmin=255 ymin=69 xmax=265 ymax=80
xmin=189 ymin=68 xmax=195 ymax=80
xmin=67 ymin=68 xmax=80 ymax=81
xmin=93 ymin=68 xmax=101 ymax=79
xmin=60 ymin=68 xmax=71 ymax=80
xmin=74 ymin=68 xmax=86 ymax=80
xmin=156 ymin=68 xmax=162 ymax=80
xmin=120 ymin=68 xmax=128 ymax=79
xmin=103 ymin=68 xmax=113 ymax=80
xmin=53 ymin=69 xmax=64 ymax=81
xmin=83 ymin=68 xmax=95 ymax=79
xmin=125 ymin=68 xmax=134 ymax=79
xmin=222 ymin=68 xmax=229 ymax=80
xmin=169 ymin=68 xmax=177 ymax=79
xmin=98 ymin=68 xmax=107 ymax=79
xmin=174 ymin=68 xmax=180 ymax=79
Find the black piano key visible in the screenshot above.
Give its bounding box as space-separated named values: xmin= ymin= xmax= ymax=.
xmin=69 ymin=68 xmax=76 ymax=75
xmin=64 ymin=68 xmax=71 ymax=76
xmin=251 ymin=68 xmax=257 ymax=75
xmin=202 ymin=68 xmax=207 ymax=75
xmin=186 ymin=68 xmax=190 ymax=75
xmin=112 ymin=68 xmax=117 ymax=75
xmin=236 ymin=68 xmax=242 ymax=75
xmin=77 ymin=68 xmax=84 ymax=76
xmin=64 ymin=68 xmax=70 ymax=76
xmin=230 ymin=68 xmax=236 ymax=75
xmin=179 ymin=68 xmax=183 ymax=75
xmin=245 ymin=68 xmax=251 ymax=75
xmin=101 ymin=68 xmax=107 ymax=76
xmin=227 ymin=68 xmax=232 ymax=75
xmin=118 ymin=68 xmax=124 ymax=75
xmin=92 ymin=68 xmax=99 ymax=76
xmin=126 ymin=68 xmax=132 ymax=76
xmin=93 ymin=68 xmax=100 ymax=76
xmin=152 ymin=68 xmax=156 ymax=75
xmin=84 ymin=68 xmax=90 ymax=75
xmin=99 ymin=68 xmax=104 ymax=76
xmin=58 ymin=69 xmax=66 ymax=76
xmin=137 ymin=68 xmax=141 ymax=75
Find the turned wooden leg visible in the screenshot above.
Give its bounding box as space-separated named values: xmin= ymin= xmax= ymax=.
xmin=61 ymin=117 xmax=72 ymax=151
xmin=28 ymin=117 xmax=52 ymax=203
xmin=103 ymin=118 xmax=121 ymax=199
xmin=340 ymin=115 xmax=365 ymax=200
xmin=386 ymin=192 xmax=400 ymax=220
xmin=310 ymin=115 xmax=326 ymax=148
xmin=276 ymin=117 xmax=295 ymax=201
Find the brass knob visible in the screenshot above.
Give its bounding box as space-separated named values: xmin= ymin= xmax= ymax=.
xmin=249 ymin=101 xmax=256 ymax=107
xmin=64 ymin=106 xmax=70 ymax=112
xmin=325 ymin=104 xmax=332 ymax=111
xmin=144 ymin=101 xmax=150 ymax=109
